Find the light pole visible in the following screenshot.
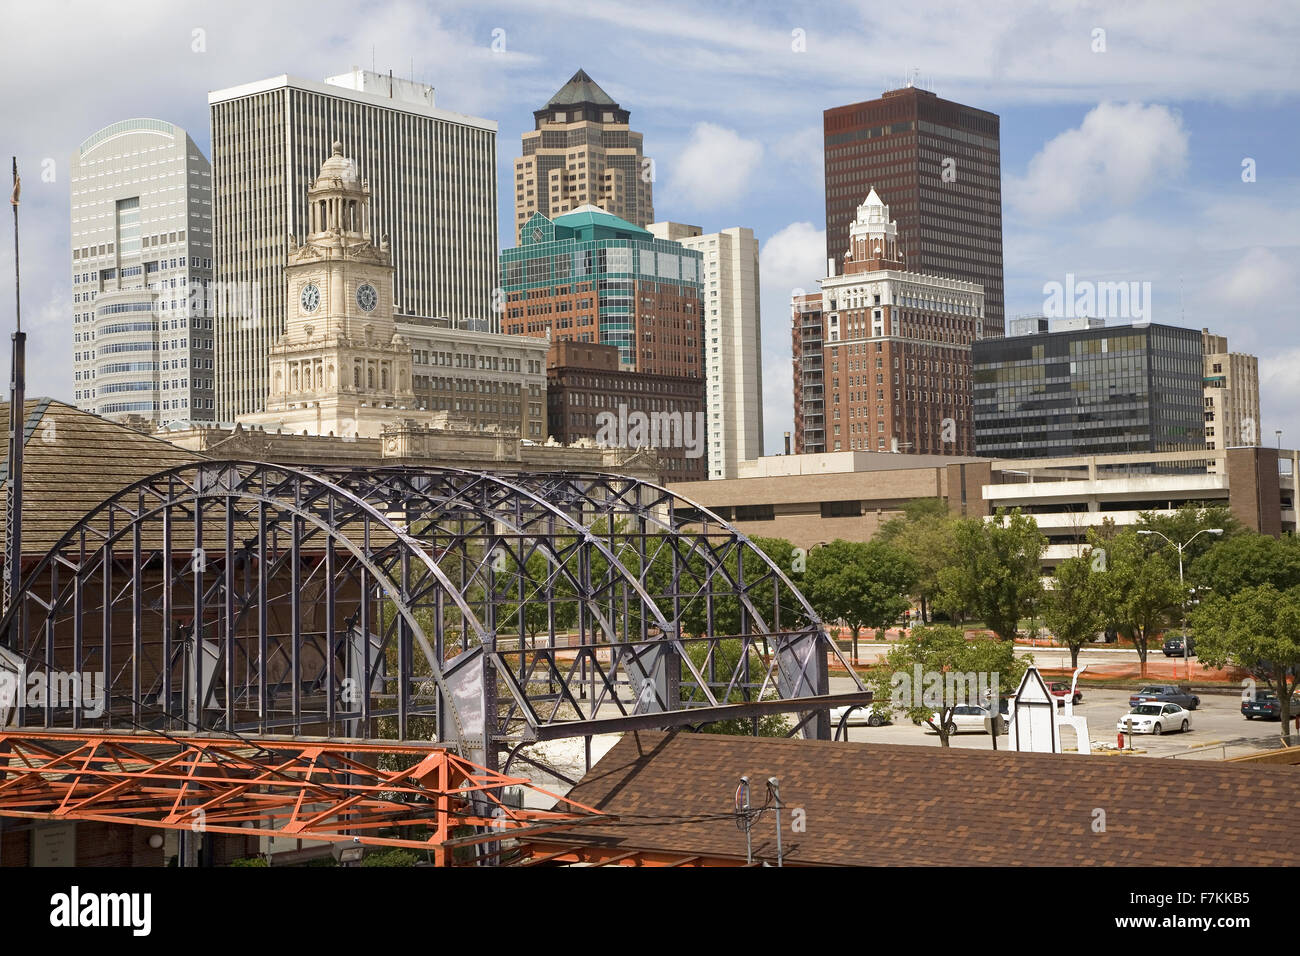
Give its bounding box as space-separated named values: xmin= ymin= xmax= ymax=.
xmin=1137 ymin=527 xmax=1222 ymax=680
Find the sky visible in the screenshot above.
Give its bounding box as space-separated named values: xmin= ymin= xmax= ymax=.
xmin=0 ymin=0 xmax=1297 ymax=455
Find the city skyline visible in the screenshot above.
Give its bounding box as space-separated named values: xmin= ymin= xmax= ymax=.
xmin=1 ymin=0 xmax=1297 ymax=456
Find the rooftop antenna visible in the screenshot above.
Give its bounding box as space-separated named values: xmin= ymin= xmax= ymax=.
xmin=734 ymin=776 xmax=754 ymax=864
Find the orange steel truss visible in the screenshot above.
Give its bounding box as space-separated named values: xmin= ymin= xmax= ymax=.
xmin=0 ymin=731 xmax=606 ymax=865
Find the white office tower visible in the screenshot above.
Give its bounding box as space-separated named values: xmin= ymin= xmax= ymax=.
xmin=209 ymin=69 xmax=498 ymax=419
xmin=70 ymin=119 xmax=216 ymax=426
xmin=647 ymin=223 xmax=764 ymax=478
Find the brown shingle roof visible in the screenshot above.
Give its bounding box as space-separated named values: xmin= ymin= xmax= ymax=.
xmin=541 ymin=730 xmax=1300 ymax=866
xmin=0 ymin=400 xmax=206 ymax=555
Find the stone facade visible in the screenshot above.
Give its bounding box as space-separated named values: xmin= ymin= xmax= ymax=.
xmin=1202 ymin=328 xmax=1261 ymax=451
xmin=159 ymin=417 xmax=666 ymax=481
xmin=239 ymin=143 xmax=424 ymax=439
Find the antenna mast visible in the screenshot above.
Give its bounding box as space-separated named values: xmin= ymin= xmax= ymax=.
xmin=5 ymin=157 xmax=26 ymax=616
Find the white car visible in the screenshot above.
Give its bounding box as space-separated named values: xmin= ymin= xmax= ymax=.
xmin=831 ymin=704 xmax=889 ymax=727
xmin=1117 ymin=702 xmax=1192 ymax=735
xmin=930 ymin=704 xmax=1007 ymax=735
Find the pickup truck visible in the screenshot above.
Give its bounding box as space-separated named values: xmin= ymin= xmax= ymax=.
xmin=1129 ymin=684 xmax=1200 ymax=711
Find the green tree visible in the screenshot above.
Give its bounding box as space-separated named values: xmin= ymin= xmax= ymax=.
xmin=1191 ymin=531 xmax=1300 ymax=598
xmin=680 ymin=638 xmax=789 ymax=736
xmin=934 ymin=509 xmax=1045 ymax=641
xmin=1136 ymin=504 xmax=1244 ymax=589
xmin=1192 ymin=585 xmax=1300 ymax=745
xmin=864 ymin=625 xmax=1029 ymax=748
xmin=676 ymin=535 xmax=808 ymax=638
xmin=1089 ymin=527 xmax=1181 ymax=666
xmin=877 ymin=499 xmax=957 ymax=623
xmin=1041 ymin=552 xmax=1105 ymax=668
xmin=495 ymin=549 xmax=579 ymax=645
xmin=805 ymin=539 xmax=916 ymax=658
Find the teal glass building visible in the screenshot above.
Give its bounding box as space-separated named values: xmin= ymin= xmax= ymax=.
xmin=500 ymin=207 xmax=703 ymax=377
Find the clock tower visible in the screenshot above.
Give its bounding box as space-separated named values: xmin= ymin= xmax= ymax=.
xmin=240 ymin=142 xmax=416 ymax=438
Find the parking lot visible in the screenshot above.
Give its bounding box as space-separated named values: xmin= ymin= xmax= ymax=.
xmin=827 ymin=680 xmax=1295 ymax=760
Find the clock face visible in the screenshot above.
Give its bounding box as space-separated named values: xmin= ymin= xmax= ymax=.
xmin=300 ymin=283 xmax=320 ymax=313
xmin=356 ymin=283 xmax=378 ymax=313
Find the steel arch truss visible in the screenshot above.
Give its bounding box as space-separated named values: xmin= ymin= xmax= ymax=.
xmin=0 ymin=462 xmax=867 ymax=761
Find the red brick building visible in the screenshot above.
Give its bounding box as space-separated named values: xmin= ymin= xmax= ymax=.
xmin=824 ymin=85 xmax=1004 ymax=337
xmin=793 ymin=190 xmax=983 ymax=456
xmin=547 ymin=340 xmax=706 ymax=483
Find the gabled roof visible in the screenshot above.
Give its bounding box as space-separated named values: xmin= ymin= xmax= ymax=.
xmin=0 ymin=400 xmax=206 ymax=555
xmin=547 ymin=69 xmax=617 ymax=108
xmin=534 ymin=730 xmax=1300 ymax=866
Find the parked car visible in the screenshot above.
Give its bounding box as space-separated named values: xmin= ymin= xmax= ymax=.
xmin=1162 ymin=635 xmax=1195 ymax=657
xmin=930 ymin=704 xmax=1007 ymax=735
xmin=830 ymin=704 xmax=890 ymax=727
xmin=1241 ymin=691 xmax=1300 ymax=720
xmin=1047 ymin=681 xmax=1083 ymax=705
xmin=1129 ymin=684 xmax=1200 ymax=710
xmin=1117 ymin=702 xmax=1192 ymax=735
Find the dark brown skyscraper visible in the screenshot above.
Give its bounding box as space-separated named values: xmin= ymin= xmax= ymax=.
xmin=824 ymin=86 xmax=1004 ymax=336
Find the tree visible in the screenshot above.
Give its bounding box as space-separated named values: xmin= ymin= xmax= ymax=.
xmin=1191 ymin=531 xmax=1300 ymax=598
xmin=1042 ymin=552 xmax=1106 ymax=668
xmin=804 ymin=539 xmax=916 ymax=658
xmin=864 ymin=625 xmax=1029 ymax=748
xmin=1136 ymin=504 xmax=1244 ymax=589
xmin=877 ymin=499 xmax=957 ymax=623
xmin=676 ymin=535 xmax=808 ymax=638
xmin=1192 ymin=585 xmax=1300 ymax=745
xmin=934 ymin=509 xmax=1045 ymax=641
xmin=680 ymin=638 xmax=789 ymax=736
xmin=495 ymin=550 xmax=578 ymax=645
xmin=1089 ymin=527 xmax=1181 ymax=666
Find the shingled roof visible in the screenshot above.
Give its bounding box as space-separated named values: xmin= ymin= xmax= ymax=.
xmin=0 ymin=400 xmax=206 ymax=555
xmin=531 ymin=730 xmax=1300 ymax=866
xmin=547 ymin=68 xmax=618 ymax=107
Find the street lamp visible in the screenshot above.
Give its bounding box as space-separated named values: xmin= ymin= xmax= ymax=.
xmin=1136 ymin=527 xmax=1223 ymax=679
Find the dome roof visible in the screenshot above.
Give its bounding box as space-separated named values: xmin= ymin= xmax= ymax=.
xmin=317 ymin=141 xmax=360 ymax=186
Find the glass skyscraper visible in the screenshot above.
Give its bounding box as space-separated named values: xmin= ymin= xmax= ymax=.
xmin=70 ymin=119 xmax=215 ymax=425
xmin=500 ymin=207 xmax=702 ymax=378
xmin=972 ymin=322 xmax=1205 ymax=458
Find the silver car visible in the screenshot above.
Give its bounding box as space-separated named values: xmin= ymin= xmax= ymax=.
xmin=930 ymin=704 xmax=1007 ymax=735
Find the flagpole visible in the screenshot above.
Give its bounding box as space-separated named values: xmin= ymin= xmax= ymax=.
xmin=5 ymin=157 xmax=24 ymax=616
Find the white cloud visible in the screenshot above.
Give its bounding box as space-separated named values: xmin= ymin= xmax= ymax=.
xmin=663 ymin=123 xmax=763 ymax=211
xmin=1259 ymin=348 xmax=1300 ymax=446
xmin=770 ymin=123 xmax=824 ymax=192
xmin=758 ymin=221 xmax=826 ymax=452
xmin=760 ymin=221 xmax=826 ymax=299
xmin=1215 ymin=247 xmax=1296 ymax=307
xmin=1009 ymin=102 xmax=1189 ymax=220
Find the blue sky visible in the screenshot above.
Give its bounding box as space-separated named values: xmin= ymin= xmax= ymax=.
xmin=1 ymin=0 xmax=1297 ymax=454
